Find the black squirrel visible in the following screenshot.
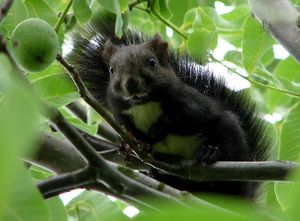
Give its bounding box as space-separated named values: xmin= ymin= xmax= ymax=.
xmin=67 ymin=21 xmax=271 ymax=199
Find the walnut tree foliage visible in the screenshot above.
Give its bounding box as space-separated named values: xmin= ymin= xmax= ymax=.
xmin=1 ymin=0 xmax=300 ymax=220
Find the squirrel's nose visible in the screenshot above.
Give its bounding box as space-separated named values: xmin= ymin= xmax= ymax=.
xmin=123 ymin=76 xmax=141 ymax=95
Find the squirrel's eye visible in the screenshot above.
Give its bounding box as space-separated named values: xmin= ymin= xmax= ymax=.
xmin=148 ymin=57 xmax=157 ymax=67
xmin=109 ymin=66 xmax=114 ymax=75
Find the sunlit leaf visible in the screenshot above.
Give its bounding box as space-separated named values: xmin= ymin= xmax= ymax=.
xmin=73 ymin=0 xmax=92 ymax=24
xmin=31 ymin=73 xmax=79 ymax=107
xmin=25 ymin=0 xmax=58 ymax=25
xmin=67 ymin=191 xmax=129 ymax=220
xmin=242 ymin=16 xmax=274 ymax=74
xmin=1 ymin=167 xmax=50 ymax=221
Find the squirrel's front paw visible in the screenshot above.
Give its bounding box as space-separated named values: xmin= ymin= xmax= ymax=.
xmin=194 ymin=145 xmax=222 ymax=165
xmin=137 ymin=141 xmax=152 ymax=152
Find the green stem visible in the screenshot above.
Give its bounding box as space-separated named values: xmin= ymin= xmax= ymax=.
xmin=210 ymin=54 xmax=300 ymax=98
xmin=151 ymin=10 xmax=188 ymax=39
xmin=54 ymin=0 xmax=73 ymax=33
xmin=135 ymin=6 xmax=188 ymax=39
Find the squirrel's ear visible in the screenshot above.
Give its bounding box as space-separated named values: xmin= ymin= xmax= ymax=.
xmin=102 ymin=39 xmax=118 ymax=64
xmin=148 ymin=33 xmax=169 ymax=66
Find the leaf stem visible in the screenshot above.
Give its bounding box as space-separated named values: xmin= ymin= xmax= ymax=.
xmin=135 ymin=6 xmax=188 ymax=39
xmin=54 ymin=0 xmax=73 ymax=33
xmin=210 ymin=54 xmax=300 ymax=98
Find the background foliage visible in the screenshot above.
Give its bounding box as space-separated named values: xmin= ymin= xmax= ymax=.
xmin=1 ymin=0 xmax=300 ymax=220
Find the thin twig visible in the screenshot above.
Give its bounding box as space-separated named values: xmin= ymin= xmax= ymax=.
xmin=135 ymin=6 xmax=188 ymax=39
xmin=209 ymin=54 xmax=300 ymax=98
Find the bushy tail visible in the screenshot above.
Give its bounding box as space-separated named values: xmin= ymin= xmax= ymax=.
xmin=66 ymin=19 xmax=271 ymax=162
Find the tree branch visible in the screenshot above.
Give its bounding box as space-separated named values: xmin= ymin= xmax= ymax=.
xmin=33 ymin=132 xmax=300 ymax=184
xmin=31 ymin=133 xmax=150 ymax=173
xmin=48 ymin=108 xmax=184 ymax=204
xmin=152 ymin=160 xmax=299 ymax=182
xmin=248 ymin=0 xmax=300 ymax=63
xmin=33 ymin=135 xmax=229 ymax=212
xmin=38 ymin=167 xmax=93 ymax=198
xmin=66 ymin=101 xmax=87 ymax=122
xmin=31 ymin=133 xmax=87 ymax=173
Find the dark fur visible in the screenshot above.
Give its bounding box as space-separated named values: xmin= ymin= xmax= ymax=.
xmin=66 ymin=21 xmax=270 ymax=199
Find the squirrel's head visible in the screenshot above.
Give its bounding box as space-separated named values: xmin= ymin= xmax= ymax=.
xmin=102 ymin=33 xmax=178 ymax=104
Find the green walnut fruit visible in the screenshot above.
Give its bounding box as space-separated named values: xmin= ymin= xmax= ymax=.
xmin=11 ymin=18 xmax=59 ymax=72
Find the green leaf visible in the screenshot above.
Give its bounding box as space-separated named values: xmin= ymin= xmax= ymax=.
xmin=153 ymin=0 xmax=172 ymax=19
xmin=194 ymin=7 xmax=216 ymax=31
xmin=273 ymin=103 xmax=300 ymax=211
xmin=222 ymin=5 xmax=250 ymax=27
xmin=260 ymin=48 xmax=275 ymax=67
xmin=2 ymin=167 xmax=50 ymax=221
xmin=242 ymin=16 xmax=274 ymax=74
xmin=73 ymin=0 xmax=92 ymax=24
xmin=67 ymin=191 xmax=129 ymax=220
xmin=187 ymin=28 xmax=217 ymax=63
xmin=115 ymin=13 xmax=123 ymax=38
xmin=118 ymin=0 xmax=128 ymax=13
xmin=129 ymin=9 xmax=155 ymax=34
xmin=31 ymin=72 xmax=79 ymax=107
xmin=59 ymin=107 xmax=98 ymax=135
xmin=68 ymin=117 xmax=98 ymax=135
xmin=43 ymin=0 xmax=67 ymax=11
xmin=279 ymin=103 xmax=300 ymax=161
xmin=0 ymin=0 xmax=28 ymax=32
xmin=0 ymin=27 xmax=9 ymax=39
xmin=275 ymin=168 xmax=300 ymax=217
xmin=268 ymin=57 xmax=300 ymax=112
xmin=284 ymin=168 xmax=300 ymax=221
xmin=96 ymin=0 xmax=128 ymax=37
xmin=274 ymin=57 xmax=300 ymax=81
xmin=182 ymin=8 xmax=197 ymax=30
xmin=167 ymin=0 xmax=199 ymax=26
xmin=30 ymin=165 xmax=53 ymax=180
xmin=46 ymin=197 xmax=68 ymax=221
xmin=209 ymin=6 xmax=250 ymax=47
xmin=96 ymin=0 xmax=128 ymax=14
xmin=0 ymin=55 xmax=41 ymax=220
xmin=182 ymin=7 xmax=217 ymax=32
xmin=183 ymin=7 xmax=218 ymax=62
xmin=121 ymin=9 xmax=130 ymax=32
xmin=25 ymin=0 xmax=58 ymax=25
xmin=223 ymin=50 xmax=242 ymax=65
